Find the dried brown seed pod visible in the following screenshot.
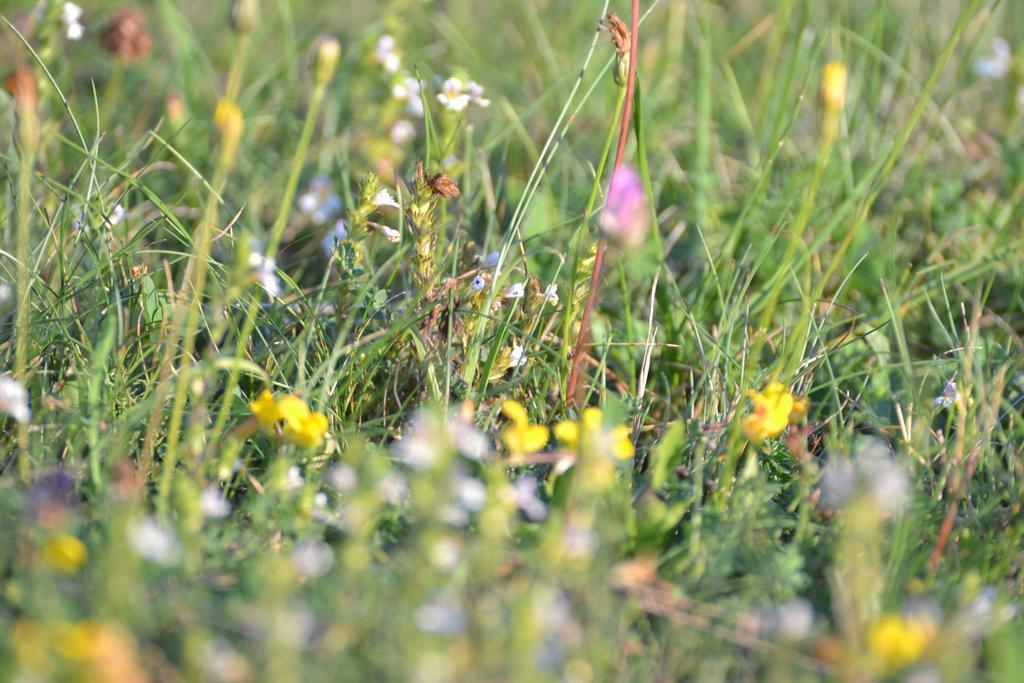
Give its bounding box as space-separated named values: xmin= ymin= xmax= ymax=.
xmin=603 ymin=12 xmax=631 ymax=57
xmin=100 ymin=7 xmax=152 ymax=61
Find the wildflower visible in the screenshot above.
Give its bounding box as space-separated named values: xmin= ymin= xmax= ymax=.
xmin=429 ymin=537 xmax=462 ymax=572
xmin=820 ymin=438 xmax=908 ymax=515
xmin=975 ymin=37 xmax=1012 ymax=79
xmin=62 ymin=3 xmax=85 ymax=41
xmin=292 ymin=539 xmax=334 ymax=579
xmin=202 ymin=639 xmax=253 ymax=683
xmin=375 ymin=224 xmax=401 ymax=243
xmin=415 ymin=593 xmax=466 ymax=635
xmin=199 ymin=486 xmax=231 ymax=519
xmin=555 ymin=407 xmax=634 ymax=460
xmin=509 ymin=345 xmax=527 ymax=368
xmin=314 ymin=35 xmax=342 ymax=87
xmin=107 ymin=204 xmax=126 ymax=226
xmin=395 ymin=410 xmax=447 ymax=470
xmin=298 ymin=175 xmax=342 ymax=225
xmin=247 ymin=249 xmax=280 ymax=297
xmin=821 ymin=62 xmax=848 ymax=113
xmin=868 ymin=613 xmax=933 ymax=672
xmin=770 ymin=598 xmax=815 ymax=642
xmin=40 ymin=533 xmax=87 ymax=573
xmin=466 ymin=81 xmax=491 ymax=107
xmin=482 ymin=251 xmax=500 ymax=267
xmin=437 ymin=77 xmax=471 ymax=112
xmin=741 ymin=382 xmax=807 ymax=444
xmin=284 ymin=465 xmax=305 ymax=490
xmin=99 ymin=7 xmax=152 ymax=61
xmin=503 ymin=283 xmax=525 ymax=299
xmin=376 ymin=472 xmax=409 ymax=505
xmin=0 ymin=376 xmax=31 ymax=423
xmin=373 ymin=34 xmax=402 ymax=73
xmin=249 ymin=390 xmax=329 ymax=449
xmin=321 ymin=219 xmax=349 ymax=254
xmin=542 ymin=284 xmax=559 ymax=306
xmin=508 ymin=474 xmax=548 ymax=520
xmin=599 ymin=165 xmax=649 ymax=249
xmin=127 ymin=516 xmax=181 ymax=566
xmin=470 ymin=275 xmax=487 ymax=292
xmin=933 ymin=380 xmax=960 ymax=409
xmin=373 ymin=188 xmax=400 ymax=209
xmin=454 ymin=472 xmax=487 ymax=511
xmin=0 ymin=282 xmax=12 ymax=304
xmin=499 ymin=400 xmax=550 ymax=455
xmin=392 ymin=76 xmax=424 ymax=117
xmin=390 ymin=119 xmax=417 ymax=144
xmin=328 ymin=463 xmax=358 ymax=493
xmin=230 ymin=0 xmax=260 ymax=34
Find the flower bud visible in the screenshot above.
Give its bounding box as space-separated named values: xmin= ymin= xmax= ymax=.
xmin=214 ymin=98 xmax=244 ymax=162
xmin=315 ymin=35 xmax=342 ymax=87
xmin=230 ymin=0 xmax=260 ymax=34
xmin=822 ymin=62 xmax=847 ymax=114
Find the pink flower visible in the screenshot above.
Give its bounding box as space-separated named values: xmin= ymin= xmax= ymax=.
xmin=598 ymin=165 xmax=649 ymax=249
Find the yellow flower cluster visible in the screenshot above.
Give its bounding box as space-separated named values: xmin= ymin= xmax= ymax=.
xmin=742 ymin=382 xmax=807 ymax=444
xmin=251 ymin=390 xmax=329 ymax=449
xmin=499 ymin=400 xmax=549 ymax=455
xmin=40 ymin=533 xmax=88 ymax=574
xmin=555 ymin=407 xmax=634 ymax=461
xmin=868 ymin=613 xmax=934 ymax=672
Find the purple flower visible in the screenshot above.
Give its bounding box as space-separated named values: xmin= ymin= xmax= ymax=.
xmin=599 ymin=165 xmax=649 ymax=249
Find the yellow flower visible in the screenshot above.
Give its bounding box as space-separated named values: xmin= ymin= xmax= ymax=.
xmin=742 ymin=382 xmax=808 ymax=443
xmin=555 ymin=407 xmax=634 ymax=461
xmin=499 ymin=400 xmax=549 ymax=455
xmin=822 ymin=62 xmax=847 ymax=114
xmin=40 ymin=533 xmax=87 ymax=574
xmin=250 ymin=390 xmax=329 ymax=449
xmin=868 ymin=614 xmax=933 ymax=672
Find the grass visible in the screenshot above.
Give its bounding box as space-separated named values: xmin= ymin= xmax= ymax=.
xmin=2 ymin=0 xmax=1024 ymax=680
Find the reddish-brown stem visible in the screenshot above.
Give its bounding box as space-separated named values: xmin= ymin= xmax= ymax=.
xmin=566 ymin=0 xmax=641 ymax=406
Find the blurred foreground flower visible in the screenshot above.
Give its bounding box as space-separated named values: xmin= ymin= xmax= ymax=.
xmin=820 ymin=438 xmax=909 ymax=515
xmin=127 ymin=516 xmax=181 ymax=566
xmin=499 ymin=401 xmax=549 ymax=456
xmin=250 ymin=390 xmax=328 ymax=449
xmin=62 ymin=3 xmax=85 ymax=41
xmin=975 ymin=37 xmax=1012 ymax=79
xmin=821 ymin=62 xmax=847 ymax=113
xmin=373 ymin=34 xmax=402 ymax=73
xmin=40 ymin=533 xmax=87 ymax=573
xmin=555 ymin=407 xmax=633 ymax=460
xmin=741 ymin=382 xmax=807 ymax=443
xmin=598 ymin=165 xmax=649 ymax=249
xmin=868 ymin=613 xmax=935 ymax=673
xmin=0 ymin=375 xmax=31 ymax=423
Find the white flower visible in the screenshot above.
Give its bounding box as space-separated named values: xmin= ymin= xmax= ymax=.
xmin=771 ymin=599 xmax=815 ymax=641
xmin=542 ymin=284 xmax=559 ymax=306
xmin=470 ymin=275 xmax=487 ymax=292
xmin=127 ymin=517 xmax=181 ymax=566
xmin=509 ymin=345 xmax=527 ymax=368
xmin=328 ymin=463 xmax=358 ymax=493
xmin=503 ymin=283 xmax=525 ymax=299
xmin=975 ymin=37 xmax=1012 ymax=79
xmin=199 ymin=486 xmax=231 ymax=519
xmin=429 ymin=537 xmax=462 ymax=572
xmin=466 ymin=81 xmax=491 ymax=107
xmin=392 ymin=77 xmax=424 ymax=118
xmin=415 ymin=594 xmax=466 ymax=634
xmin=298 ymin=176 xmax=342 ymax=225
xmin=201 ymin=639 xmax=252 ymax=683
xmin=373 ymin=35 xmax=402 ymax=74
xmin=248 ymin=252 xmax=281 ymax=298
xmin=376 ymin=225 xmax=401 ymax=243
xmin=62 ymin=3 xmax=84 ymax=40
xmin=390 ymin=119 xmax=417 ymax=144
xmin=511 ymin=474 xmax=547 ymax=522
xmin=373 ymin=188 xmax=400 ymax=209
xmin=437 ymin=77 xmax=470 ymax=112
xmin=482 ymin=251 xmax=500 ymax=267
xmin=454 ymin=474 xmax=487 ymax=511
xmin=107 ymin=204 xmax=126 ymax=226
xmin=821 ymin=438 xmax=909 ymax=515
xmin=376 ymin=472 xmax=409 ymax=505
xmin=284 ymin=465 xmax=305 ymax=490
xmin=933 ymin=380 xmax=959 ymax=408
xmin=321 ymin=220 xmax=349 ymax=255
xmin=0 ymin=282 xmax=12 ymax=304
xmin=0 ymin=376 xmax=30 ymax=423
xmin=298 ymin=192 xmax=320 ymax=214
xmin=292 ymin=539 xmax=334 ymax=579
xmin=562 ymin=522 xmax=596 ymax=557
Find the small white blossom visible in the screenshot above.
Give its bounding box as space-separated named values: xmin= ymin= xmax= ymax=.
xmin=933 ymin=380 xmax=959 ymax=409
xmin=321 ymin=220 xmax=349 ymax=255
xmin=482 ymin=251 xmax=500 ymax=267
xmin=298 ymin=176 xmax=342 ymax=225
xmin=821 ymin=438 xmax=909 ymax=515
xmin=392 ymin=77 xmax=424 ymax=118
xmin=127 ymin=517 xmax=181 ymax=566
xmin=470 ymin=275 xmax=487 ymax=292
xmin=0 ymin=283 xmax=12 ymax=304
xmin=201 ymin=639 xmax=252 ymax=683
xmin=328 ymin=463 xmax=358 ymax=493
xmin=771 ymin=598 xmax=815 ymax=641
xmin=509 ymin=345 xmax=527 ymax=368
xmin=512 ymin=474 xmax=547 ymax=522
xmin=373 ymin=35 xmax=402 ymax=74
xmin=377 ymin=472 xmax=409 ymax=505
xmin=466 ymin=81 xmax=491 ymax=107
xmin=248 ymin=252 xmax=281 ymax=298
xmin=454 ymin=474 xmax=487 ymax=512
xmin=390 ymin=119 xmax=417 ymax=144
xmin=292 ymin=539 xmax=334 ymax=579
xmin=0 ymin=376 xmax=30 ymax=424
xmin=200 ymin=486 xmax=231 ymax=519
xmin=503 ymin=283 xmax=525 ymax=300
xmin=284 ymin=465 xmax=305 ymax=490
xmin=542 ymin=284 xmax=559 ymax=306
xmin=61 ymin=3 xmax=84 ymax=41
xmin=376 ymin=225 xmax=401 ymax=243
xmin=429 ymin=537 xmax=462 ymax=573
xmin=437 ymin=77 xmax=470 ymax=112
xmin=415 ymin=594 xmax=466 ymax=635
xmin=373 ymin=188 xmax=400 ymax=209
xmin=975 ymin=37 xmax=1012 ymax=79
xmin=107 ymin=204 xmax=126 ymax=226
